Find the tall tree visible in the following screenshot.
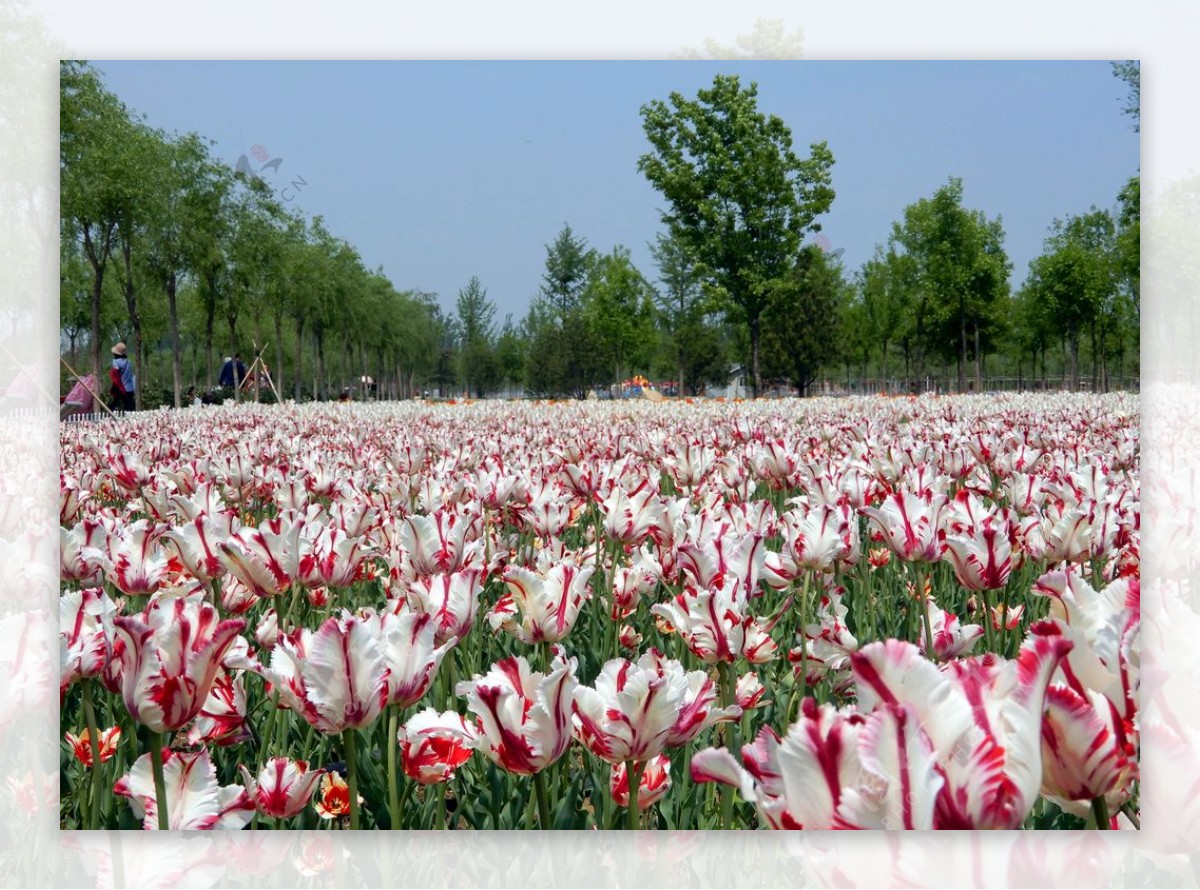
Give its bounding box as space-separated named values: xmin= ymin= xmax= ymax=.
xmin=111 ymin=121 xmax=166 ymax=408
xmin=638 ymin=74 xmax=835 ymax=396
xmin=1023 ymin=209 xmax=1119 ymax=390
xmin=582 ymin=246 xmax=658 ymax=386
xmin=495 ymin=314 xmax=527 ymax=393
xmin=141 ymin=132 xmax=212 ymax=407
xmin=184 ymin=158 xmax=237 ymax=389
xmin=60 ymin=61 xmax=138 ymax=380
xmin=650 ymin=231 xmax=703 ymax=393
xmin=856 ymin=247 xmax=912 ymax=386
xmin=525 ymin=224 xmax=600 ymax=397
xmin=888 ymin=178 xmax=1010 ymax=392
xmin=539 ymin=224 xmax=592 ymax=319
xmin=455 ymin=276 xmax=499 ymax=397
xmin=760 ymin=245 xmax=848 ymax=395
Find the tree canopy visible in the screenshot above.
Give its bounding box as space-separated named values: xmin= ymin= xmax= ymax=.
xmin=638 ymin=74 xmax=835 ymax=396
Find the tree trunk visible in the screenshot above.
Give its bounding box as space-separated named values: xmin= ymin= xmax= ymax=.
xmin=958 ymin=306 xmax=967 ymax=393
xmin=973 ymin=320 xmax=981 ymax=392
xmin=81 ymin=223 xmax=113 ymax=381
xmin=273 ymin=311 xmax=285 ymax=401
xmin=135 ymin=331 xmax=146 ymax=411
xmin=294 ymin=318 xmax=306 ymax=401
xmin=749 ymin=315 xmax=762 ymax=399
xmin=228 ymin=317 xmax=240 ymax=403
xmin=1090 ymin=322 xmax=1098 ymax=392
xmin=166 ymin=271 xmax=182 ymax=408
xmin=121 ymin=238 xmax=143 ymax=410
xmin=1100 ymin=326 xmax=1109 ymax=393
xmin=204 ymin=273 xmax=217 ymax=389
xmin=316 ymin=329 xmax=325 ymax=401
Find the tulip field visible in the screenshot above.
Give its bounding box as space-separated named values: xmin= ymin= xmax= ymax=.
xmin=59 ymin=393 xmax=1139 ymax=830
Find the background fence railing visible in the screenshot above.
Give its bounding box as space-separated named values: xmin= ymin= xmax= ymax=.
xmin=818 ymin=375 xmax=1141 ymax=396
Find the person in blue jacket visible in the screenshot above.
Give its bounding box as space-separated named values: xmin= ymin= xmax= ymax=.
xmin=109 ymin=342 xmax=135 ymax=411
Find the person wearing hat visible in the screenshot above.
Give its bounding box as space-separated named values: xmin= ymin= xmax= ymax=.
xmin=110 ymin=342 xmax=136 ymax=411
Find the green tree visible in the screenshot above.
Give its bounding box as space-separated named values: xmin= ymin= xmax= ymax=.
xmin=1112 ymin=60 xmax=1140 ymax=132
xmin=455 ymin=276 xmax=499 ymax=397
xmin=60 ymin=60 xmax=139 ymax=380
xmin=1115 ymin=176 xmax=1140 ymax=313
xmin=60 ymin=239 xmax=93 ymax=368
xmin=855 ymin=248 xmax=913 ymax=387
xmin=495 ymin=314 xmax=527 ymax=393
xmin=183 ymin=157 xmax=237 ymax=388
xmin=540 ymin=224 xmax=593 ymax=319
xmin=581 ymin=246 xmax=658 ymax=387
xmin=647 ymin=232 xmax=733 ymax=396
xmin=760 ymin=246 xmax=848 ymax=395
xmin=887 ymin=178 xmax=1010 ymax=392
xmin=1023 ymin=209 xmax=1119 ymax=390
xmin=140 ymin=132 xmax=215 ymax=406
xmin=638 ymin=74 xmax=835 ymax=396
xmin=525 ymin=224 xmax=601 ymax=397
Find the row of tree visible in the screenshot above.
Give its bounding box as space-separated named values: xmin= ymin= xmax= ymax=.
xmin=61 ymin=61 xmax=457 ymax=408
xmin=61 ymin=62 xmax=1140 ymax=406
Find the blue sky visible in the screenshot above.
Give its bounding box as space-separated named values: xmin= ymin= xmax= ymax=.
xmin=92 ymin=61 xmax=1139 ymax=322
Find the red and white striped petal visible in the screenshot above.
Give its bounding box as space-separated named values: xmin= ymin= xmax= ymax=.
xmin=1041 ymin=684 xmax=1138 ymax=805
xmin=114 ymin=747 xmax=255 ymax=830
xmin=610 ymin=754 xmax=673 ymax=810
xmin=835 ymin=704 xmax=941 ymax=830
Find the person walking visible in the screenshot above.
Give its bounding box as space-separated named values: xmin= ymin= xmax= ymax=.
xmin=109 ymin=343 xmax=136 ymax=411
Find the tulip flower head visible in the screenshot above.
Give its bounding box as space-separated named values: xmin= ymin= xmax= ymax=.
xmin=399 ymin=511 xmax=472 ymax=578
xmin=692 ymin=699 xmax=941 ymax=829
xmin=456 ymin=650 xmax=578 ymax=776
xmin=850 ymin=627 xmax=1072 ymax=829
xmin=488 ymin=561 xmax=594 ymax=645
xmin=114 ymin=747 xmax=255 ymax=830
xmin=218 ymin=520 xmax=303 ymax=598
xmin=611 ymin=753 xmax=672 ymax=811
xmin=65 ymin=726 xmax=121 ymax=768
xmin=917 ymin=597 xmax=984 ymax=661
xmin=97 ymin=519 xmax=172 ymax=595
xmin=398 ymin=708 xmax=475 ymax=784
xmin=187 ymin=670 xmax=250 ymax=746
xmin=859 ymin=491 xmax=948 ymax=563
xmin=404 ymin=568 xmax=484 ymax=646
xmin=602 ymin=481 xmax=667 ymax=547
xmin=943 ymin=520 xmax=1014 ymax=591
xmin=111 ymin=594 xmax=246 ymax=732
xmin=651 ymin=584 xmax=781 ymax=665
xmin=573 ymin=649 xmax=741 ymax=765
xmin=378 ymin=610 xmax=454 ymax=709
xmin=268 ymin=611 xmax=390 ymax=734
xmin=239 ymin=758 xmax=326 ymax=819
xmin=163 ymin=515 xmax=228 ymax=583
xmin=315 ymin=771 xmax=361 ymax=820
xmin=60 ymin=586 xmax=118 ymax=691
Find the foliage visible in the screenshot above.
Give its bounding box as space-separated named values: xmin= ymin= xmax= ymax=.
xmin=760 ymin=246 xmax=849 ymax=395
xmin=456 ymin=277 xmax=500 ymax=397
xmin=1112 ymin=60 xmax=1140 ymax=132
xmin=638 ymin=74 xmax=835 ymax=396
